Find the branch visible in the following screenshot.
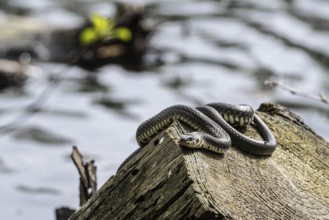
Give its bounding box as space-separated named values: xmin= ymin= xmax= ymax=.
xmin=71 ymin=146 xmax=98 ymax=206
xmin=264 ymin=80 xmax=329 ymax=105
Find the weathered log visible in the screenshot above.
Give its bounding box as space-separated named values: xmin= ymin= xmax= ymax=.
xmin=69 ymin=103 xmax=329 ymax=219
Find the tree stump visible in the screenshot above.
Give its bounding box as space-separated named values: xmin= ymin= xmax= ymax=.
xmin=69 ymin=103 xmax=329 ymax=220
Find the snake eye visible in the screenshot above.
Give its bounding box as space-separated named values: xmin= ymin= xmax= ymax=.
xmin=179 ymin=134 xmax=196 ymax=146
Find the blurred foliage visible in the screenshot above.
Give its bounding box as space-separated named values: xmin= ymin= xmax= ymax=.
xmin=79 ymin=13 xmax=132 ymax=46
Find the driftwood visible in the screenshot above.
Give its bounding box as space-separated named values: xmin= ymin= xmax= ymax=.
xmin=55 ymin=146 xmax=97 ymax=220
xmin=71 ymin=146 xmax=98 ymax=207
xmin=55 ymin=207 xmax=76 ymax=220
xmin=69 ymin=103 xmax=329 ymax=219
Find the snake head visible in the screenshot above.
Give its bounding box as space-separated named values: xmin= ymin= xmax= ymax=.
xmin=179 ymin=132 xmax=202 ymax=148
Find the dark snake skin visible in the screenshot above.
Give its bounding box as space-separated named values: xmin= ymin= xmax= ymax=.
xmin=117 ymin=102 xmax=276 ymax=171
xmin=204 ymin=103 xmax=276 ymax=155
xmin=136 ymin=105 xmax=231 ymax=153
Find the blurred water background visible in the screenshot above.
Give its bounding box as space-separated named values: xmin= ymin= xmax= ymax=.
xmin=0 ymin=0 xmax=329 ymax=219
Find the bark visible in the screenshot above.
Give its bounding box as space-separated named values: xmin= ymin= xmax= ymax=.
xmin=69 ymin=103 xmax=329 ymax=220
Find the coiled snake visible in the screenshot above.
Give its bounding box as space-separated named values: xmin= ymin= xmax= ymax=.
xmin=118 ymin=102 xmax=276 ymax=170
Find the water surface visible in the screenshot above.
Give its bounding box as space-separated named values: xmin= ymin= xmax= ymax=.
xmin=0 ymin=0 xmax=329 ymax=219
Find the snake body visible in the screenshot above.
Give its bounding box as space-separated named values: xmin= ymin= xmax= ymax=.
xmin=136 ymin=102 xmax=276 ymax=155
xmin=118 ymin=102 xmax=276 ymax=171
xmin=136 ymin=105 xmax=231 ymax=153
xmin=203 ymin=103 xmax=276 ymax=155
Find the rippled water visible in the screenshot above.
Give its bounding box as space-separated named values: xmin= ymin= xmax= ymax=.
xmin=1 ymin=0 xmax=329 ymax=219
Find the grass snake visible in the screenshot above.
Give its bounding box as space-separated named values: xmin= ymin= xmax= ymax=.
xmin=118 ymin=102 xmax=276 ymax=171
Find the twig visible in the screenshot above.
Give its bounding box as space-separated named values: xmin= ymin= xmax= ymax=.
xmin=71 ymin=146 xmax=97 ymax=207
xmin=264 ymin=80 xmax=329 ymax=105
xmin=55 ymin=146 xmax=97 ymax=220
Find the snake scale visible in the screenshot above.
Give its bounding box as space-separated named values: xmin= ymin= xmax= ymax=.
xmin=118 ymin=102 xmax=276 ymax=171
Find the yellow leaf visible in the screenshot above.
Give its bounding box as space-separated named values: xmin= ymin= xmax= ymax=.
xmin=79 ymin=27 xmax=98 ymax=46
xmin=114 ymin=27 xmax=132 ymax=42
xmin=91 ymin=14 xmax=113 ymax=36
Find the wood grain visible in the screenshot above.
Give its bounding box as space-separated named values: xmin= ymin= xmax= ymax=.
xmin=70 ymin=103 xmax=329 ymax=220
